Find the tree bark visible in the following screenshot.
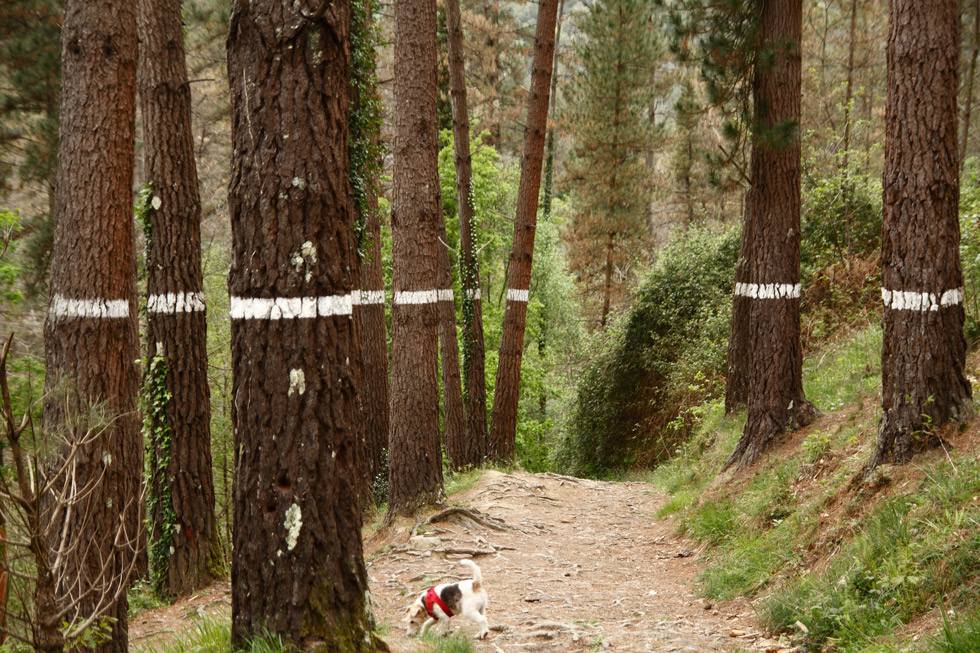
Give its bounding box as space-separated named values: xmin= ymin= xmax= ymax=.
xmin=437 ymin=210 xmax=467 ymax=469
xmin=385 ymin=0 xmax=445 ymax=518
xmin=725 ymin=197 xmax=752 ymax=415
xmin=487 ymin=0 xmax=560 ymax=463
xmin=351 ymin=0 xmax=389 ymax=498
xmin=724 ymin=0 xmax=815 ymax=472
xmin=445 ymin=0 xmax=487 ymax=468
xmin=226 ymin=2 xmax=387 ymax=648
xmin=137 ymin=0 xmax=220 ymax=598
xmin=601 ymin=230 xmax=614 ymax=328
xmin=43 ymin=0 xmax=141 ymax=649
xmin=356 ymin=183 xmax=389 ymax=497
xmin=961 ymin=0 xmax=980 ymax=167
xmin=870 ymin=0 xmax=972 ymax=472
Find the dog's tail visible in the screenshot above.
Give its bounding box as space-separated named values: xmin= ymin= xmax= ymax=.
xmin=459 ymin=558 xmax=483 ymax=591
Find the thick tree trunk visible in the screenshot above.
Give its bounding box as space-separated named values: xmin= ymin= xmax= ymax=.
xmin=138 ymin=0 xmax=220 ymax=598
xmin=871 ymin=0 xmax=972 ymax=472
xmin=487 ymin=0 xmax=560 ymax=463
xmin=446 ymin=0 xmax=488 ymax=468
xmin=43 ymin=1 xmax=141 ymax=649
xmin=724 ymin=0 xmax=815 ymax=472
xmin=961 ymin=0 xmax=980 ymax=167
xmin=386 ymin=0 xmax=445 ymax=518
xmin=226 ymin=2 xmax=386 ymax=648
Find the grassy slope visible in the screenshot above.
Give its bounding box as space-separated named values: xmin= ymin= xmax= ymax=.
xmin=648 ymin=324 xmax=980 ymax=652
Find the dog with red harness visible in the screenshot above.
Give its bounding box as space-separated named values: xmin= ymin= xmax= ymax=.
xmin=404 ymin=559 xmax=489 ymax=639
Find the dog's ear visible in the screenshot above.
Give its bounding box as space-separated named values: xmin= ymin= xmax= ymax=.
xmin=403 ymin=604 xmax=421 ymax=622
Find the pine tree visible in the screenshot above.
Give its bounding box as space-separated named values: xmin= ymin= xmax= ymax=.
xmin=565 ymin=0 xmax=663 ymax=328
xmin=226 ymin=0 xmax=387 ymax=646
xmin=870 ymin=0 xmax=972 ymax=471
xmin=487 ymin=0 xmax=560 ymax=463
xmin=44 ymin=0 xmax=141 ymax=647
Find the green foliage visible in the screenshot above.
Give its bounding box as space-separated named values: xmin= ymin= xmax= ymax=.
xmin=659 ymin=0 xmax=758 ymax=187
xmin=421 ymin=630 xmax=475 ymax=653
xmin=437 ymin=132 xmax=581 ymax=471
xmin=928 ymin=610 xmax=980 ymax=653
xmin=554 ymin=223 xmax=739 ymax=476
xmin=128 ymin=579 xmax=170 ymax=618
xmin=0 ymin=207 xmax=22 ymax=306
xmin=800 ymin=166 xmax=882 ymax=279
xmin=142 ymin=353 xmax=177 ymax=595
xmin=136 ymin=614 xmax=295 ymax=653
xmin=957 ymin=159 xmax=980 ymax=343
xmin=0 ymin=0 xmax=62 ymax=294
xmin=349 ymin=0 xmax=386 ymax=256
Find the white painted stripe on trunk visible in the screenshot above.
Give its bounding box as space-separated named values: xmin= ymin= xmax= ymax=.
xmin=734 ymin=282 xmax=801 ymax=299
xmin=393 ymin=290 xmax=439 ymax=305
xmin=359 ymin=290 xmax=385 ymax=305
xmin=463 ymin=288 xmax=482 ymax=301
xmin=507 ymin=288 xmax=529 ymax=302
xmin=229 ymin=295 xmax=353 ymax=319
xmin=147 ymin=291 xmax=206 ymax=313
xmin=438 ymin=289 xmax=454 ymax=302
xmin=50 ymin=295 xmax=130 ymax=319
xmin=881 ymin=287 xmax=964 ymax=311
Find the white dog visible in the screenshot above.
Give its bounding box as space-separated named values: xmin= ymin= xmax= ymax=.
xmin=404 ymin=559 xmax=489 ymax=639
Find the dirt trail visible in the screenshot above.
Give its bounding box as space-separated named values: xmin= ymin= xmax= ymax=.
xmin=368 ymin=471 xmax=783 ymax=652
xmin=131 ymin=471 xmax=789 ymax=651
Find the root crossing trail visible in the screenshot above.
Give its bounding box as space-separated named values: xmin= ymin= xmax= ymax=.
xmin=368 ymin=471 xmax=780 ymax=652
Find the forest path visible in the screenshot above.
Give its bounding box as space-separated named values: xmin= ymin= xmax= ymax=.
xmin=130 ymin=471 xmax=789 ymax=651
xmin=368 ymin=470 xmax=784 ymax=652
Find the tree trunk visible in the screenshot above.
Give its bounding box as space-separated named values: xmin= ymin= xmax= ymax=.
xmin=351 ymin=0 xmax=389 ymax=498
xmin=870 ymin=0 xmax=972 ymax=472
xmin=961 ymin=0 xmax=980 ymax=167
xmin=357 ymin=185 xmax=389 ymax=498
xmin=437 ymin=207 xmax=468 ymax=469
xmin=137 ymin=0 xmax=220 ymax=598
xmin=446 ymin=0 xmax=488 ymax=469
xmin=542 ymin=0 xmax=565 ymax=223
xmin=725 ymin=194 xmax=752 ymax=415
xmin=43 ymin=1 xmax=141 ymax=649
xmin=226 ymin=2 xmax=387 ymax=648
xmin=840 ymin=0 xmax=859 ymax=254
xmin=600 ymin=230 xmax=614 ymax=328
xmin=724 ymin=0 xmax=815 ymax=472
xmin=487 ymin=0 xmax=560 ymax=463
xmin=385 ymin=0 xmax=445 ymax=518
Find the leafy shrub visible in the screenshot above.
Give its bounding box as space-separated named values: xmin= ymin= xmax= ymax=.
xmin=800 ymin=170 xmax=882 ymax=280
xmin=554 ymin=223 xmax=739 ymax=476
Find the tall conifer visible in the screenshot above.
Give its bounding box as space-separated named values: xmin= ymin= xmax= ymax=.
xmin=565 ymin=0 xmax=662 ymax=327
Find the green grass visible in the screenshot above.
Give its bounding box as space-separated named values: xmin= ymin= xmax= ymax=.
xmin=803 ymin=324 xmax=882 ymax=412
xmin=646 ymin=323 xmax=980 ymax=651
xmin=927 ymin=610 xmax=980 ymax=652
xmin=137 ymin=615 xmax=294 ymax=653
xmin=419 ymin=630 xmax=475 ymax=653
xmin=128 ymin=579 xmax=170 ymax=618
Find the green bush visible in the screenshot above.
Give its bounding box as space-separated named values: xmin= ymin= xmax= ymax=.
xmin=554 ymin=223 xmax=739 ymax=476
xmin=800 ymin=169 xmax=882 ymax=280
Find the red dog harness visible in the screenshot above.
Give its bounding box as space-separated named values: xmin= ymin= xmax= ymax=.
xmin=425 ymin=587 xmax=454 ymax=620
